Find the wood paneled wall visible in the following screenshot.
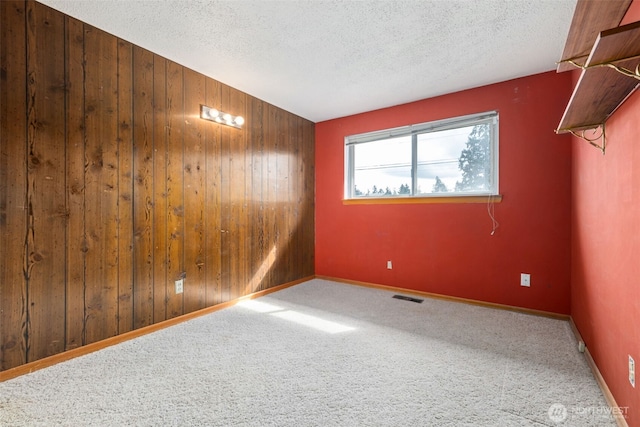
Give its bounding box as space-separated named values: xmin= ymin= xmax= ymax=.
xmin=0 ymin=0 xmax=315 ymax=371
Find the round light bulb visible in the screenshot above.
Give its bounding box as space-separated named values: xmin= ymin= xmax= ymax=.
xmin=223 ymin=113 xmax=232 ymax=123
xmin=208 ymin=108 xmax=219 ymax=119
xmin=234 ymin=116 xmax=245 ymax=126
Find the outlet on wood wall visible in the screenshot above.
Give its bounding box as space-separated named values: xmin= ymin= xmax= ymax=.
xmin=0 ymin=0 xmax=315 ymax=371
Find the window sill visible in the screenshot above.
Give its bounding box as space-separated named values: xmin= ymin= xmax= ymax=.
xmin=343 ymin=195 xmax=503 ymax=205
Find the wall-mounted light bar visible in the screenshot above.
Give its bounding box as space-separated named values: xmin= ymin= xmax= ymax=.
xmin=200 ymin=105 xmax=245 ymax=129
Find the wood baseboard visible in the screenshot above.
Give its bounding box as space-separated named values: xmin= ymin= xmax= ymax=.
xmin=0 ymin=276 xmax=314 ymax=383
xmin=569 ymin=318 xmax=629 ymax=427
xmin=315 ymin=275 xmax=570 ymax=320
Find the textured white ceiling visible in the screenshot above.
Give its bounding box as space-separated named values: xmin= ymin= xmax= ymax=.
xmin=39 ymin=0 xmax=577 ymax=122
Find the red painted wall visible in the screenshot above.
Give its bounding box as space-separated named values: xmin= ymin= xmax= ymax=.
xmin=571 ymin=2 xmax=640 ymax=425
xmin=316 ymin=71 xmax=573 ymax=314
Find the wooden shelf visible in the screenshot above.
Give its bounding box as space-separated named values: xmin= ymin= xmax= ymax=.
xmin=557 ymin=0 xmax=631 ymax=72
xmin=557 ymin=20 xmax=640 ymax=134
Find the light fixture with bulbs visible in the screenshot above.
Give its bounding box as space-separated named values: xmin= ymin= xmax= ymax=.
xmin=200 ymin=105 xmax=245 ymax=129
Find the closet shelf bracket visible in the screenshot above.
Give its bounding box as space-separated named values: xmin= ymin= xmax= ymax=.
xmin=568 ymin=124 xmax=606 ymax=154
xmin=601 ymin=62 xmax=640 ymax=80
xmin=557 ymin=57 xmax=587 ymax=70
xmin=568 ymin=55 xmax=640 ymax=81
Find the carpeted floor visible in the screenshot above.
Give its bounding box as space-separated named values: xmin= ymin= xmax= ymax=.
xmin=0 ymin=279 xmax=616 ymax=426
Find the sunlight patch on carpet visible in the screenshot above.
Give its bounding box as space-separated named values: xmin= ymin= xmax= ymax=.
xmin=270 ymin=311 xmax=356 ymax=334
xmin=237 ymin=299 xmax=283 ymax=313
xmin=237 ymin=298 xmax=356 ymax=334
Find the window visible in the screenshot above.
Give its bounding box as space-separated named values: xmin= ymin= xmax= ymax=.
xmin=345 ymin=111 xmax=498 ymax=199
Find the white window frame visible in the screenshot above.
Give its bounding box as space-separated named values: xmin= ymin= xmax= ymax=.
xmin=344 ymin=111 xmax=499 ymax=199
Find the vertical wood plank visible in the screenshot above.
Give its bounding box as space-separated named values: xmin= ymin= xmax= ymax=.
xmin=0 ymin=0 xmax=28 ymax=370
xmin=219 ymin=84 xmax=232 ymax=302
xmin=305 ymin=120 xmax=315 ymax=275
xmin=183 ymin=68 xmax=206 ymax=312
xmin=297 ymin=116 xmax=307 ymax=278
xmin=64 ymin=15 xmax=85 ymax=351
xmin=279 ymin=111 xmax=295 ymax=283
xmin=289 ymin=116 xmax=302 ymax=281
xmin=204 ymin=78 xmax=222 ymax=306
xmin=303 ymin=119 xmax=316 ymax=276
xmin=132 ymin=46 xmax=154 ymax=329
xmin=298 ymin=117 xmax=306 ymax=277
xmin=116 ymin=39 xmax=134 ymax=334
xmin=239 ymin=93 xmax=250 ymax=296
xmin=273 ymin=107 xmax=286 ymax=286
xmin=248 ymin=98 xmax=266 ymax=294
xmin=165 ymin=60 xmax=184 ymax=319
xmin=152 ymin=54 xmax=168 ymax=323
xmin=83 ymin=25 xmax=119 ymax=345
xmin=297 ymin=117 xmax=307 ymax=277
xmin=227 ymin=93 xmax=240 ymax=300
xmin=228 ymin=89 xmax=247 ymax=299
xmin=25 ymin=1 xmax=67 ymax=362
xmin=265 ymin=104 xmax=277 ymax=290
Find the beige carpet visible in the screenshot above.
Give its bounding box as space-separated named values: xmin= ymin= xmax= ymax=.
xmin=0 ymin=279 xmax=616 ymax=426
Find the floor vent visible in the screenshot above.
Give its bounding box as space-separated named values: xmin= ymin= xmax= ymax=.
xmin=392 ymin=295 xmax=424 ymax=304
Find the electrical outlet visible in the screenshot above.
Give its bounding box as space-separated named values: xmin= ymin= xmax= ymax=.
xmin=387 ymin=260 xmax=392 ymax=270
xmin=175 ymin=278 xmax=184 ymax=294
xmin=520 ymin=273 xmax=531 ymax=287
xmin=630 ymin=355 xmax=635 ymax=388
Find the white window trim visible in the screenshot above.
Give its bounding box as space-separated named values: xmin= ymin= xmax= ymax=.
xmin=344 ymin=111 xmax=499 ymax=200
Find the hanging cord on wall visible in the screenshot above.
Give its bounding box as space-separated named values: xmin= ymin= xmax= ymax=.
xmin=487 ymin=195 xmax=499 ymax=236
